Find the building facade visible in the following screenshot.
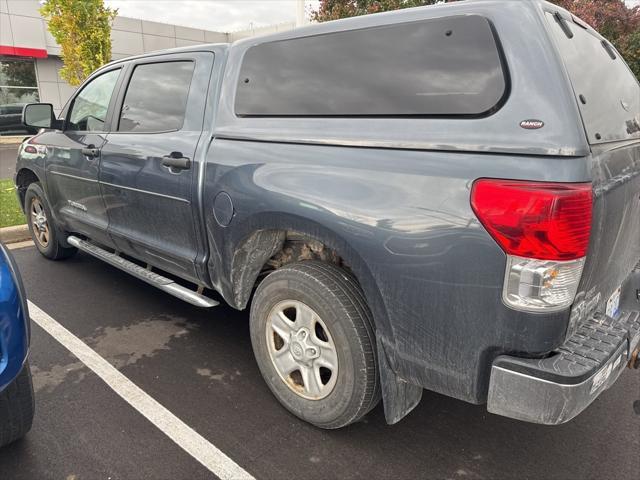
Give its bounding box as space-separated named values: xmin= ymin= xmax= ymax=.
xmin=0 ymin=0 xmax=298 ymax=135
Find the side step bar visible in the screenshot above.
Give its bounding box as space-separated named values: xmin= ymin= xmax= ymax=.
xmin=67 ymin=236 xmax=219 ymax=308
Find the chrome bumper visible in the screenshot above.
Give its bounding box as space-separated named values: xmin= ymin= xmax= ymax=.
xmin=487 ymin=310 xmax=640 ymax=425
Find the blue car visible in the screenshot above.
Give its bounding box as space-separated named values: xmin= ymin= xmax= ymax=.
xmin=0 ymin=242 xmax=34 ymax=447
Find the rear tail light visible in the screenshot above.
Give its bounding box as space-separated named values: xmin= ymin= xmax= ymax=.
xmin=471 ymin=179 xmax=593 ymax=312
xmin=470 ymin=180 xmax=592 ymax=261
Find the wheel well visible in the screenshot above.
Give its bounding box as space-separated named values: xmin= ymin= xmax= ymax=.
xmin=15 ymin=169 xmax=40 ymax=209
xmin=229 ymin=230 xmax=349 ymax=310
xmin=228 ymin=224 xmax=393 ymax=345
xmin=263 ymin=232 xmax=345 ymax=273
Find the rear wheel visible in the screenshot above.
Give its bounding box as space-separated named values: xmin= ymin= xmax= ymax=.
xmin=25 ymin=183 xmax=76 ymax=260
xmin=0 ymin=362 xmax=35 ymax=447
xmin=250 ymin=261 xmax=379 ymax=429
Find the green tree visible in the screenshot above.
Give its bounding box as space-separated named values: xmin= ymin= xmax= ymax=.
xmin=623 ymin=30 xmax=640 ymax=79
xmin=40 ymin=0 xmax=117 ymax=86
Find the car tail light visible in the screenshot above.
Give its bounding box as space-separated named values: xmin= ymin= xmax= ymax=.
xmin=471 ymin=179 xmax=593 ymax=312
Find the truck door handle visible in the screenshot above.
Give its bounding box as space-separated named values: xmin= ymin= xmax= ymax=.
xmin=81 ymin=147 xmax=100 ymax=158
xmin=161 ymin=154 xmax=191 ymax=171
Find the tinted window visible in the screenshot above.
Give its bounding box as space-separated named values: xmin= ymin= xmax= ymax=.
xmin=118 ymin=61 xmax=195 ymax=133
xmin=546 ymin=13 xmax=640 ymax=144
xmin=67 ymin=69 xmax=120 ymax=131
xmin=235 ymin=15 xmax=506 ymax=117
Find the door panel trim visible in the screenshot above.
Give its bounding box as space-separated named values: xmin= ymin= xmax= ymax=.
xmin=50 ymin=171 xmax=99 ymax=183
xmin=100 ymin=181 xmax=191 ymax=204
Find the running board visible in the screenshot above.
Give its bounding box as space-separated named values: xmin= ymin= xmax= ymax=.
xmin=67 ymin=236 xmax=219 ymax=308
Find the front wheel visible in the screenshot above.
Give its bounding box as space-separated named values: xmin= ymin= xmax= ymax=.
xmin=250 ymin=261 xmax=379 ymax=429
xmin=24 ymin=183 xmax=76 ymax=260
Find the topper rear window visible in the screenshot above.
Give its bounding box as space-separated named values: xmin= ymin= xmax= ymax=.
xmin=234 ymin=15 xmax=507 ymax=117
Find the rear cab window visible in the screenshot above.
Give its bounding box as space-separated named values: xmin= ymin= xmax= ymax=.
xmin=545 ymin=11 xmax=640 ymax=144
xmin=235 ymin=15 xmax=508 ymax=117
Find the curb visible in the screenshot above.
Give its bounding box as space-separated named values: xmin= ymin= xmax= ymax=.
xmin=0 ymin=136 xmax=28 ymax=146
xmin=0 ymin=224 xmax=30 ymax=244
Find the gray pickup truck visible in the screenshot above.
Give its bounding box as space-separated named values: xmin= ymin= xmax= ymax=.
xmin=14 ymin=0 xmax=640 ymax=429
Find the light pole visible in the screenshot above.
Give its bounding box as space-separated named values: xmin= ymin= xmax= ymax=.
xmin=295 ymin=0 xmax=307 ymax=27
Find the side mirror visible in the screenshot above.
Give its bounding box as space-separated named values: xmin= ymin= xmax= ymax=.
xmin=22 ymin=103 xmax=55 ymax=130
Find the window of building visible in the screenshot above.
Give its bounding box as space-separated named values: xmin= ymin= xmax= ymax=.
xmin=0 ymin=57 xmax=40 ymax=136
xmin=67 ymin=68 xmax=120 ymax=132
xmin=235 ymin=15 xmax=507 ymax=117
xmin=118 ymin=61 xmax=195 ymax=133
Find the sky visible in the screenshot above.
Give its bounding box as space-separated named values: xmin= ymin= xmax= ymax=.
xmin=105 ymin=0 xmax=319 ymax=32
xmin=105 ymin=0 xmax=639 ymax=33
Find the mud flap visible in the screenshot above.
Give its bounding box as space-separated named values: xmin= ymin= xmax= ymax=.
xmin=377 ymin=337 xmax=423 ymax=424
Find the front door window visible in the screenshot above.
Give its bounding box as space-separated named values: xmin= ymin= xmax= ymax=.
xmin=67 ymin=69 xmax=120 ymax=132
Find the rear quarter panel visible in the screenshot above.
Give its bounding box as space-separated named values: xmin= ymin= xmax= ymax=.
xmin=571 ymin=141 xmax=640 ymax=334
xmin=203 ymin=140 xmax=591 ymax=402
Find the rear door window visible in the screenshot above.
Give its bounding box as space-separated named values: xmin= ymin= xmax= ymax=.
xmin=118 ymin=61 xmax=195 ymax=133
xmin=546 ymin=12 xmax=640 ymax=144
xmin=235 ymin=15 xmax=507 ymax=117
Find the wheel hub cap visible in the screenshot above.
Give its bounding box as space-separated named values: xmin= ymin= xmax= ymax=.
xmin=35 ymin=214 xmax=47 ymax=230
xmin=289 ymin=328 xmax=320 ymax=363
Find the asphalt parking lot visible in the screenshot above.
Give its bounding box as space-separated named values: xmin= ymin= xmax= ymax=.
xmin=1 ymin=243 xmax=639 ymax=480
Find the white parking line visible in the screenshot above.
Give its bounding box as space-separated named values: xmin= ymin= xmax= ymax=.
xmin=28 ymin=300 xmax=255 ymax=480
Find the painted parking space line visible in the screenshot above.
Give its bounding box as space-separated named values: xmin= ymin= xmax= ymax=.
xmin=28 ymin=300 xmax=254 ymax=480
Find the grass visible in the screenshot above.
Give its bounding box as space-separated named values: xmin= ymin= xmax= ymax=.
xmin=0 ymin=178 xmax=26 ymax=228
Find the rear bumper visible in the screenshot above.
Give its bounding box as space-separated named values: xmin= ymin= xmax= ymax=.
xmin=487 ymin=309 xmax=640 ymax=425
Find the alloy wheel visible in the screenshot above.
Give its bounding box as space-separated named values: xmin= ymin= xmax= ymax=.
xmin=266 ymin=300 xmax=339 ymax=400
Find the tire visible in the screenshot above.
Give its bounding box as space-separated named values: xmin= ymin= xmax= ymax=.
xmin=250 ymin=260 xmax=380 ymax=429
xmin=0 ymin=361 xmax=35 ymax=447
xmin=25 ymin=183 xmax=76 ymax=260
